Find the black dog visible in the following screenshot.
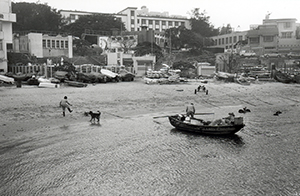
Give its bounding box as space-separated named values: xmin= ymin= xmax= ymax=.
xmin=89 ymin=111 xmax=101 ymax=123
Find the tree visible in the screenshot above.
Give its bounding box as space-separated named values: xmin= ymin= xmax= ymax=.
xmin=220 ymin=24 xmax=233 ymax=35
xmin=172 ymin=60 xmax=196 ymax=78
xmin=12 ymin=2 xmax=63 ymax=32
xmin=189 ymin=8 xmax=219 ymax=37
xmin=63 ymin=14 xmax=125 ymax=38
xmin=133 ymin=42 xmax=163 ymax=61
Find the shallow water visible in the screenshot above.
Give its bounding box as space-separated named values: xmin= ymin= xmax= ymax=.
xmin=0 ymin=111 xmax=299 ymax=195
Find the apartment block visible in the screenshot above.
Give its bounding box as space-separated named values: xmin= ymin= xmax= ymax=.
xmin=0 ymin=0 xmax=16 ymax=73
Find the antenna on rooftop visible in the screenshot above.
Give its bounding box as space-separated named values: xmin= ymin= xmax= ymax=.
xmin=265 ymin=11 xmax=272 ymax=19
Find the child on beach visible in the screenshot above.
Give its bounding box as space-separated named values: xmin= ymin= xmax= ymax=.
xmin=59 ymin=96 xmax=73 ymax=116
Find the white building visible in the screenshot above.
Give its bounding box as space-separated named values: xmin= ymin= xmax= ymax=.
xmin=116 ymin=6 xmax=190 ymax=32
xmin=59 ymin=6 xmax=191 ymax=32
xmin=0 ymin=0 xmax=16 ymax=73
xmin=13 ymin=33 xmax=73 ymax=58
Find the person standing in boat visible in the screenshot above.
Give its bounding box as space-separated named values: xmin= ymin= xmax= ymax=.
xmin=186 ymin=103 xmax=195 ymax=118
xmin=59 ymin=96 xmax=73 ymax=116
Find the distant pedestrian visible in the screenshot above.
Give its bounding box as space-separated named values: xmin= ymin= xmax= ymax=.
xmin=59 ymin=96 xmax=73 ymax=116
xmin=206 ymin=90 xmax=209 ymax=95
xmin=194 ymin=89 xmax=197 ymax=94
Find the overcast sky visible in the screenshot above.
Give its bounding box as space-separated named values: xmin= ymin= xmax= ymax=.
xmin=13 ymin=0 xmax=300 ymax=31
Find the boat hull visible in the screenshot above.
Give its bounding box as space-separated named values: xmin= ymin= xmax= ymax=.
xmin=168 ymin=116 xmax=244 ymax=135
xmin=65 ymin=80 xmax=87 ymax=87
xmin=274 ymin=71 xmax=293 ymax=83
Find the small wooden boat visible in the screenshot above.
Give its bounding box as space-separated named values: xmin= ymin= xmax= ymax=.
xmin=168 ymin=115 xmax=245 ymax=135
xmin=274 ymin=71 xmax=293 ymax=83
xmin=38 ymin=82 xmax=60 ymax=88
xmin=236 ymin=77 xmax=251 ymax=85
xmin=119 ymin=69 xmax=135 ymax=81
xmin=65 ymin=80 xmax=87 ymax=87
xmin=215 ymin=72 xmax=235 ymax=82
xmin=0 ymin=75 xmax=14 ymax=84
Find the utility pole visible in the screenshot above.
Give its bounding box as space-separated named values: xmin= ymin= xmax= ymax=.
xmin=169 ymin=30 xmax=172 ymax=66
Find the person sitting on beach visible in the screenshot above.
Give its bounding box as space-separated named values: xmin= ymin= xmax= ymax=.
xmin=59 ymin=96 xmax=73 ymax=117
xmin=186 ymin=103 xmax=195 ymax=118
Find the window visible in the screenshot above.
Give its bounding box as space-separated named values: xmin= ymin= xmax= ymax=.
xmin=56 ymin=40 xmax=60 ymax=48
xmin=264 ymin=46 xmax=275 ymax=49
xmin=142 ymin=19 xmax=146 ymax=24
xmin=238 ymin=35 xmax=243 ymax=41
xmin=0 ymin=40 xmax=3 ymax=50
xmin=233 ymin=36 xmax=237 ymax=43
xmin=229 ymin=37 xmax=232 ymax=43
xmin=70 ymin=14 xmax=76 ymax=20
xmin=218 ymin=39 xmax=221 ymax=45
xmin=263 ymin=36 xmax=274 ymax=42
xmin=249 ymin=37 xmax=259 ymax=44
xmin=131 ymin=19 xmax=135 ymax=24
xmin=175 ymin=21 xmax=179 ymax=26
xmin=222 ymin=38 xmax=224 ymax=44
xmin=225 ymin=37 xmax=228 ymax=44
xmin=52 ymin=40 xmax=55 ymax=48
xmin=282 ymin=32 xmax=292 ymax=38
xmin=284 ymin=22 xmax=291 ymax=29
xmin=65 ymin=41 xmax=68 ymax=48
xmin=162 ymin=21 xmax=166 ymax=25
xmin=61 ymin=41 xmax=64 ymax=48
xmin=149 ymin=20 xmax=153 ymax=25
xmin=168 ymin=21 xmax=172 ymax=26
xmin=47 ymin=40 xmax=50 ymax=48
xmin=155 ymin=20 xmax=159 ymax=25
xmin=43 ymin=40 xmax=46 ymax=47
xmin=131 ymin=10 xmax=135 ymax=16
xmin=181 ymin=22 xmax=185 ymax=26
xmin=7 ymin=43 xmax=13 ymax=50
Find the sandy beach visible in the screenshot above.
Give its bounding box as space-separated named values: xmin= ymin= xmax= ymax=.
xmin=1 ymin=78 xmax=299 ymax=142
xmin=1 ymin=78 xmax=300 ymax=195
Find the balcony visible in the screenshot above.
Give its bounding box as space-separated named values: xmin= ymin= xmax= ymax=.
xmin=0 ymin=13 xmax=16 ymax=23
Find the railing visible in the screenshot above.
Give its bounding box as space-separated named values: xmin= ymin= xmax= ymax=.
xmin=8 ymin=64 xmax=135 ymax=78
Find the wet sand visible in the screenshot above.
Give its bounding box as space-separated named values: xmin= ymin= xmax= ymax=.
xmin=1 ymin=78 xmax=300 ymax=195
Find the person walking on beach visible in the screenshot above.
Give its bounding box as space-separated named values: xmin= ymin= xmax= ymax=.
xmin=59 ymin=96 xmax=73 ymax=116
xmin=186 ymin=103 xmax=195 ymax=118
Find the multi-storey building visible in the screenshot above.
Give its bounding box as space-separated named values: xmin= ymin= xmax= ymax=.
xmin=210 ymin=17 xmax=300 ymax=55
xmin=210 ymin=31 xmax=248 ymax=51
xmin=59 ymin=6 xmax=190 ymax=48
xmin=116 ymin=6 xmax=190 ymax=32
xmin=13 ymin=32 xmax=73 ymax=59
xmin=0 ymin=0 xmax=16 ymax=73
xmin=60 ymin=6 xmax=190 ymax=32
xmin=262 ymin=18 xmax=300 ymax=53
xmin=246 ymin=24 xmax=279 ymax=55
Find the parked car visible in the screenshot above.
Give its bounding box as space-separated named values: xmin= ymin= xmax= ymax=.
xmin=263 ymin=53 xmax=281 ymax=58
xmin=239 ymin=50 xmax=256 ymax=57
xmin=286 ymin=52 xmax=300 ymax=58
